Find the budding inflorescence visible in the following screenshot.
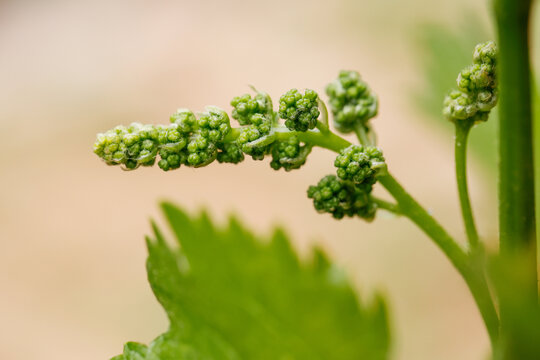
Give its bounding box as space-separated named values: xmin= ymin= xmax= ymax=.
xmin=233 ymin=92 xmax=276 ymax=161
xmin=334 ymin=145 xmax=386 ymax=185
xmin=306 ymin=144 xmax=386 ymax=220
xmin=94 ymin=72 xmax=387 ymax=222
xmin=307 ymin=175 xmax=377 ymax=220
xmin=95 ymin=89 xmax=320 ymax=171
xmin=443 ymin=41 xmax=498 ymax=124
xmin=270 ymin=136 xmax=313 ymax=171
xmin=326 ymin=70 xmax=378 ymax=134
xmin=279 ymin=89 xmax=321 ymax=132
xmin=93 ymin=108 xmax=233 ymax=171
xmin=231 ymin=92 xmax=273 ymax=126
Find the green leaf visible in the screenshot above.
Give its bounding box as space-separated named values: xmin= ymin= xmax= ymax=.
xmin=112 ymin=202 xmax=391 ymax=359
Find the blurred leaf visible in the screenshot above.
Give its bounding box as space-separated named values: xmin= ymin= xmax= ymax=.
xmin=112 ymin=202 xmax=391 ymax=359
xmin=413 ymin=14 xmax=498 ymax=174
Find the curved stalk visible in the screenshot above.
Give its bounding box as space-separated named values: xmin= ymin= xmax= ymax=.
xmin=352 ymin=126 xmax=498 ymax=346
xmin=378 ymin=174 xmax=499 ymax=345
xmin=273 ymin=126 xmax=351 ymax=152
xmin=354 ymin=123 xmax=370 ymax=146
xmin=455 ymin=122 xmax=480 ymax=250
xmin=372 ymin=197 xmax=401 ymax=215
xmin=228 ymin=123 xmax=499 ymax=345
xmin=316 ymin=98 xmax=330 ymax=133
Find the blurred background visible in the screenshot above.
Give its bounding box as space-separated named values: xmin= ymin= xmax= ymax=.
xmin=1 ymin=0 xmax=539 ymax=359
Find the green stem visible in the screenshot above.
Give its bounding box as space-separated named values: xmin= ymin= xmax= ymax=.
xmin=351 ymin=125 xmax=498 ymax=346
xmin=316 ymin=98 xmax=330 ymax=133
xmin=273 ymin=126 xmax=351 ymax=152
xmin=494 ymin=1 xmax=538 ymax=351
xmin=233 ymin=123 xmax=500 ymax=346
xmin=372 ymin=197 xmax=401 ymax=215
xmin=225 ymin=125 xmax=352 ymax=153
xmin=354 ymin=123 xmax=370 ymax=146
xmin=534 ymin=80 xmax=540 ymax=298
xmin=378 ymin=174 xmax=499 ymax=346
xmin=272 ymin=125 xmax=495 ymax=344
xmin=455 ymin=122 xmax=480 ymax=250
xmin=494 ymin=0 xmax=536 ymax=264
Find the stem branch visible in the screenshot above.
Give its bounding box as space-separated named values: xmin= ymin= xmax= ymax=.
xmin=494 ymin=0 xmax=536 ymax=261
xmin=455 ymin=122 xmax=480 ymax=250
xmin=379 ymin=174 xmax=499 ymax=346
xmin=372 ymin=197 xmax=401 ymax=215
xmin=354 ymin=123 xmax=370 ymax=146
xmin=494 ymin=0 xmax=537 ymax=354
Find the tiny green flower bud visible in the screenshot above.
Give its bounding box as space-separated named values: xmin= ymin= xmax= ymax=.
xmin=443 ymin=41 xmax=498 ymax=125
xmin=307 ymin=175 xmax=377 ymax=220
xmin=270 ymin=135 xmax=312 ymax=171
xmin=334 ymin=145 xmax=386 ymax=184
xmin=230 ymin=91 xmax=273 ymax=126
xmin=279 ymin=89 xmax=320 ymax=132
xmin=326 ymin=71 xmax=378 ymax=134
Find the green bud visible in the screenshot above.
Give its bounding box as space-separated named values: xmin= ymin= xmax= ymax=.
xmin=170 ymin=109 xmax=197 ymax=133
xmin=326 ymin=71 xmax=378 ymax=134
xmin=217 ymin=142 xmax=245 ymax=164
xmin=197 ymin=106 xmax=231 ymax=143
xmin=307 ymin=175 xmax=377 ymax=220
xmin=270 ymin=135 xmax=312 ymax=171
xmin=443 ymin=41 xmax=498 ymax=124
xmin=279 ymin=89 xmax=320 ymax=132
xmin=334 ymin=145 xmax=386 ymax=184
xmin=231 ymin=91 xmax=273 ymax=126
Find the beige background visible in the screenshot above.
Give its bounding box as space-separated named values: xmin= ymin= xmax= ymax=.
xmin=0 ymin=0 xmax=527 ymax=359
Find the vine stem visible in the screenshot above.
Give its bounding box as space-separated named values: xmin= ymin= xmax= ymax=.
xmin=455 ymin=122 xmax=480 ymax=250
xmin=287 ymin=124 xmax=500 ymax=344
xmin=316 ymin=98 xmax=330 ymax=133
xmin=202 ymin=122 xmax=501 ymax=345
xmin=493 ymin=0 xmax=536 ymax=269
xmin=494 ymin=0 xmax=537 ymax=355
xmin=378 ymin=174 xmax=499 ymax=346
xmin=534 ymin=81 xmax=540 ymax=298
xmin=351 ymin=126 xmax=499 ymax=347
xmin=372 ymin=197 xmax=401 ymax=215
xmin=354 ymin=123 xmax=370 ymax=146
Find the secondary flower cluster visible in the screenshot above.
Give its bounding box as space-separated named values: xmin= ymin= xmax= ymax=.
xmin=94 ymin=72 xmax=387 ymax=222
xmin=279 ymin=89 xmax=320 ymax=132
xmin=94 ymin=89 xmax=322 ymax=172
xmin=270 ymin=135 xmax=313 ymax=171
xmin=334 ymin=145 xmax=386 ymax=185
xmin=325 ymin=70 xmax=378 ymax=133
xmin=93 ymin=107 xmax=232 ymax=171
xmin=443 ymin=41 xmax=498 ymax=124
xmin=308 ymin=145 xmax=386 ymax=220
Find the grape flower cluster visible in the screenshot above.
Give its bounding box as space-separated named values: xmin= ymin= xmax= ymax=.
xmin=94 ymin=72 xmax=388 ymax=221
xmin=279 ymin=89 xmax=321 ymax=132
xmin=270 ymin=135 xmax=312 ymax=171
xmin=95 ymin=89 xmax=320 ymax=170
xmin=325 ymin=70 xmax=378 ymax=133
xmin=232 ymin=91 xmax=277 ymax=161
xmin=307 ymin=175 xmax=376 ymax=220
xmin=334 ymin=145 xmax=386 ymax=185
xmin=308 ymin=145 xmax=386 ymax=220
xmin=443 ymin=41 xmax=498 ymax=124
xmin=94 ymin=108 xmax=233 ymax=171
